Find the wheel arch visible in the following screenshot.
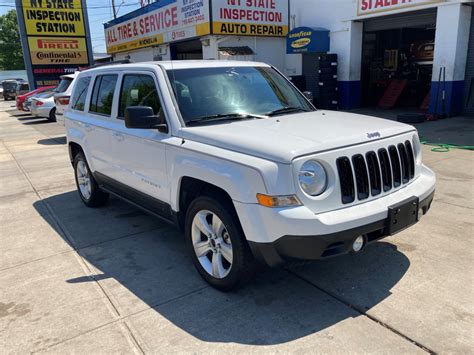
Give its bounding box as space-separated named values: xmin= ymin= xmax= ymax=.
xmin=176 ymin=176 xmax=239 ymax=230
xmin=68 ymin=141 xmax=84 ymax=165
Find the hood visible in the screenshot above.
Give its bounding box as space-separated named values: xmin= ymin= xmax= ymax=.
xmin=181 ymin=111 xmax=415 ymax=163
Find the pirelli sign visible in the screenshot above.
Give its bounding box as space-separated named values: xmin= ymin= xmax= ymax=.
xmin=16 ymin=0 xmax=93 ymax=88
xmin=28 ymin=37 xmax=88 ymax=65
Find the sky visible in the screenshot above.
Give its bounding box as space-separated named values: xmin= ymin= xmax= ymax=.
xmin=0 ymin=0 xmax=143 ymax=53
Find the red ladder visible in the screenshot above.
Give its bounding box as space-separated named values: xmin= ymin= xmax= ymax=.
xmin=378 ymin=79 xmax=408 ymax=109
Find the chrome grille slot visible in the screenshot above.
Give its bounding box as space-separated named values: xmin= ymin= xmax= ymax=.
xmin=336 ymin=157 xmax=355 ymax=204
xmin=398 ymin=143 xmax=410 ymax=184
xmin=366 ymin=151 xmax=381 ymax=196
xmin=352 ymin=154 xmax=369 ymax=200
xmin=378 ymin=148 xmax=392 ymax=192
xmin=336 ymin=140 xmax=417 ymax=204
xmin=405 ymin=140 xmax=415 ymax=179
xmin=388 ymin=145 xmax=402 ymax=187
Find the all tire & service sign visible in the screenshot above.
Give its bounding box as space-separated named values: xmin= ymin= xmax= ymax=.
xmin=16 ymin=0 xmax=93 ymax=88
xmin=104 ymin=0 xmax=211 ymax=54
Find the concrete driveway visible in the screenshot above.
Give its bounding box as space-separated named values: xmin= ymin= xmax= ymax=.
xmin=1 ymin=100 xmax=473 ymax=353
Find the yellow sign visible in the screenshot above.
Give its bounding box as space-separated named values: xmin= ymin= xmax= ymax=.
xmin=28 ymin=37 xmax=89 ymax=65
xmin=22 ymin=0 xmax=86 ymax=36
xmin=291 ymin=38 xmax=311 ymax=49
xmin=213 ymin=22 xmax=288 ymax=36
xmin=106 ymin=34 xmax=165 ymax=55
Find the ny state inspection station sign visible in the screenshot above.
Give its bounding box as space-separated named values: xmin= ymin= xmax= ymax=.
xmin=16 ymin=0 xmax=93 ymax=88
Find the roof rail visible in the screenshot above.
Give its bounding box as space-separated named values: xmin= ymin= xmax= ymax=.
xmin=79 ymin=59 xmax=134 ymax=71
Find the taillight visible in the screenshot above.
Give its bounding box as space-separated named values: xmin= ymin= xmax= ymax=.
xmin=36 ymin=101 xmax=44 ymax=106
xmin=56 ymin=96 xmax=70 ymax=105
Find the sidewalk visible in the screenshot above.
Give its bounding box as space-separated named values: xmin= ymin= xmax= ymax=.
xmin=1 ymin=101 xmax=473 ymax=353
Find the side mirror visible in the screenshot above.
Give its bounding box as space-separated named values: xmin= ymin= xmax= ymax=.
xmin=125 ymin=106 xmax=168 ymax=133
xmin=303 ymin=91 xmax=314 ymax=103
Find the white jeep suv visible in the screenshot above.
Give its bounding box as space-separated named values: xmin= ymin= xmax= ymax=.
xmin=65 ymin=61 xmax=435 ymax=290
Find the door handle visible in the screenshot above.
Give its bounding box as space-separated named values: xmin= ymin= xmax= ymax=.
xmin=112 ymin=132 xmax=125 ymax=141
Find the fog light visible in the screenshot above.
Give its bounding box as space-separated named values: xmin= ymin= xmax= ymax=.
xmin=352 ymin=236 xmax=364 ymax=252
xmin=418 ymin=207 xmax=424 ymax=220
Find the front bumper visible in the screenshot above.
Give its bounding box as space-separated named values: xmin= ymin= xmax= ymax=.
xmin=249 ymin=190 xmax=434 ymax=266
xmin=235 ymin=164 xmax=436 ymax=266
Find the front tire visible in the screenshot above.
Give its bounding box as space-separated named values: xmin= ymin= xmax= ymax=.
xmin=73 ymin=152 xmax=109 ymax=207
xmin=185 ymin=195 xmax=255 ymax=291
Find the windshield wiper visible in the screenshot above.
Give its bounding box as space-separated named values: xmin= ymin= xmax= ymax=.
xmin=266 ymin=106 xmax=310 ymax=117
xmin=185 ymin=113 xmax=268 ymax=126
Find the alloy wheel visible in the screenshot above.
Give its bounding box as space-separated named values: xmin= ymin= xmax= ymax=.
xmin=76 ymin=160 xmax=92 ymax=200
xmin=191 ymin=210 xmax=233 ymax=279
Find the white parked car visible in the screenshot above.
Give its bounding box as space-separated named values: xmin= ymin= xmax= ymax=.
xmin=65 ymin=61 xmax=436 ymax=290
xmin=30 ymin=92 xmax=56 ymax=121
xmin=54 ymin=73 xmax=78 ymax=125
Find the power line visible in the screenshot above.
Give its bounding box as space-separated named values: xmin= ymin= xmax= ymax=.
xmin=0 ymin=3 xmax=142 ymax=10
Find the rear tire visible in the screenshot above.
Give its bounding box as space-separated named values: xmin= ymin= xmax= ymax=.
xmin=73 ymin=152 xmax=109 ymax=207
xmin=185 ymin=195 xmax=255 ymax=291
xmin=48 ymin=107 xmax=57 ymax=122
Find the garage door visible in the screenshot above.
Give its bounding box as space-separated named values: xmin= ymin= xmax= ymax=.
xmin=464 ymin=10 xmax=474 ymax=114
xmin=364 ymin=9 xmax=437 ymax=32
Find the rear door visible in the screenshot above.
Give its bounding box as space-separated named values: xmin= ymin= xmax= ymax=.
xmin=82 ymin=73 xmax=119 ymax=176
xmin=106 ymin=71 xmax=170 ymax=212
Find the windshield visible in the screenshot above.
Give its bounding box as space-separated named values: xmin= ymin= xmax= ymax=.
xmin=55 ymin=77 xmax=73 ymax=93
xmin=167 ymin=66 xmax=314 ymax=124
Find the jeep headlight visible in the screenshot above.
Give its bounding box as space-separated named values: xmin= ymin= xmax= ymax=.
xmin=298 ymin=160 xmax=327 ymax=196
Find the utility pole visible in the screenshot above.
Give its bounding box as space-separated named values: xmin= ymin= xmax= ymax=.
xmin=111 ymin=0 xmax=117 ymax=19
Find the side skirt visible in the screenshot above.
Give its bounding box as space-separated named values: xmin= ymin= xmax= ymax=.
xmin=94 ymin=172 xmax=178 ymax=226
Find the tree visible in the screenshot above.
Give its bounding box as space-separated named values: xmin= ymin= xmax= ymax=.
xmin=0 ymin=10 xmax=25 ymax=70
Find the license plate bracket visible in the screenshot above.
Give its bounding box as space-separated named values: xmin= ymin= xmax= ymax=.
xmin=387 ymin=196 xmax=419 ymax=235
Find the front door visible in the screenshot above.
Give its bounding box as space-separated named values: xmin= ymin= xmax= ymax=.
xmin=107 ymin=72 xmax=170 ymax=213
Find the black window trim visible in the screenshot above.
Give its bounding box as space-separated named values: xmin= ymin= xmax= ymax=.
xmin=88 ymin=74 xmax=118 ymax=118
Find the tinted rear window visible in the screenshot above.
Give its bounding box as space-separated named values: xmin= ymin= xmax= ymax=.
xmin=71 ymin=77 xmax=91 ymax=111
xmin=90 ymin=75 xmax=117 ymax=116
xmin=55 ymin=78 xmax=73 ymax=93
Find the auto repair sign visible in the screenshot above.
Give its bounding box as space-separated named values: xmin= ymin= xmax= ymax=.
xmin=358 ymin=0 xmax=445 ymax=16
xmin=105 ymin=0 xmax=211 ymax=54
xmin=212 ymin=0 xmax=289 ymax=37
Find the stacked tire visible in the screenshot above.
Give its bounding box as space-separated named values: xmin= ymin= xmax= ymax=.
xmin=316 ymin=53 xmax=338 ymax=110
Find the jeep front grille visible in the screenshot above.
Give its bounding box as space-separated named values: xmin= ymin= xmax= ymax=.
xmin=337 ymin=140 xmax=416 ymax=204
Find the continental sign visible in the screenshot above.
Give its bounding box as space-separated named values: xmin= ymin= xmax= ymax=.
xmin=357 ymin=0 xmax=445 ymax=16
xmin=211 ymin=0 xmax=289 ymax=37
xmin=22 ymin=0 xmax=86 ymax=36
xmin=105 ymin=0 xmax=211 ymax=54
xmin=28 ymin=37 xmax=88 ymax=65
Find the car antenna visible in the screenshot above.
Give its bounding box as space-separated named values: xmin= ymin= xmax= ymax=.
xmin=169 ymin=58 xmax=185 ymax=145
